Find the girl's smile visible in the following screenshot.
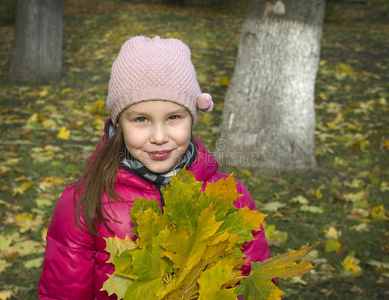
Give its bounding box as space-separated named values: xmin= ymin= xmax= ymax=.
xmin=147 ymin=150 xmax=173 ymax=161
xmin=119 ymin=100 xmax=192 ymax=174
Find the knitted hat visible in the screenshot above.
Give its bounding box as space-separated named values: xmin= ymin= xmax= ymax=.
xmin=106 ymin=36 xmax=213 ymax=125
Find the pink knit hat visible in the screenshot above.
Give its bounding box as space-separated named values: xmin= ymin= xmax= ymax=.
xmin=106 ymin=36 xmax=213 ymax=125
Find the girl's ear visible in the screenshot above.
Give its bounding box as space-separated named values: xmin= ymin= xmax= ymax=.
xmin=116 ymin=115 xmax=122 ymax=128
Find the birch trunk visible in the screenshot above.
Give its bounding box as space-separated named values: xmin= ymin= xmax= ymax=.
xmin=8 ymin=0 xmax=63 ymax=83
xmin=218 ymin=0 xmax=325 ymax=173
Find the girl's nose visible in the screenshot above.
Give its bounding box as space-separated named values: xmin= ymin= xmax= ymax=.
xmin=150 ymin=124 xmax=169 ymax=145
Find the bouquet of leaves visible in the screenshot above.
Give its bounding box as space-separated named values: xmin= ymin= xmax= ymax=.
xmin=102 ymin=169 xmax=317 ymax=300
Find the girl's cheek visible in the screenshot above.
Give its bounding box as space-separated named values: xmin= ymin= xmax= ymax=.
xmin=180 ymin=134 xmax=192 ymax=145
xmin=123 ymin=129 xmax=147 ymax=148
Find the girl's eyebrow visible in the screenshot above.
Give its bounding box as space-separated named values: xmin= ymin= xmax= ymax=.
xmin=125 ymin=110 xmax=148 ymax=116
xmin=124 ymin=109 xmax=153 ymax=118
xmin=126 ymin=107 xmax=188 ymax=116
xmin=168 ymin=108 xmax=188 ymax=114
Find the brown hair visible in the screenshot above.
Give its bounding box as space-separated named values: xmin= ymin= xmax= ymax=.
xmin=74 ymin=125 xmax=125 ymax=236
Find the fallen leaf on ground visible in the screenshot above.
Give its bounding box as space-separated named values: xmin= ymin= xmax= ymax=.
xmin=57 ymin=126 xmax=70 ymax=140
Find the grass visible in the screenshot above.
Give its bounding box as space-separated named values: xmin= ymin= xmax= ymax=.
xmin=0 ymin=1 xmax=388 ymax=299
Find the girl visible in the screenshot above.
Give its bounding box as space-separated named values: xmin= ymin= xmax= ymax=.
xmin=38 ymin=36 xmax=271 ymax=299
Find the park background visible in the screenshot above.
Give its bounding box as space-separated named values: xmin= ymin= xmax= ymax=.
xmin=0 ymin=0 xmax=388 ymax=299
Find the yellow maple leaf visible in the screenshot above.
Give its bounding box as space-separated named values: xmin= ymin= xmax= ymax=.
xmin=27 ymin=113 xmax=38 ymax=123
xmin=201 ymin=114 xmax=213 ymax=123
xmin=240 ymin=206 xmax=267 ymax=232
xmin=134 ymin=207 xmax=167 ymax=250
xmin=13 ymin=240 xmax=44 ymax=256
xmin=12 ymin=181 xmax=32 ymax=196
xmin=350 ymin=223 xmax=369 ymax=232
xmin=197 ymin=258 xmax=241 ymax=299
xmin=325 ymin=239 xmax=342 ymax=253
xmin=336 ymin=63 xmax=354 ymax=74
xmin=162 ymin=207 xmax=223 ymax=270
xmin=104 ymin=235 xmax=136 ymax=264
xmin=325 ymin=227 xmax=341 ymax=240
xmin=371 ymin=205 xmax=389 ymax=221
xmin=44 ymin=176 xmax=65 ymax=185
xmin=101 ymin=274 xmax=132 ymax=298
xmin=381 ymin=182 xmax=389 ymax=192
xmin=219 ymin=76 xmax=229 ymax=87
xmin=316 ymin=188 xmax=323 ymax=200
xmin=39 ymin=90 xmax=49 ymax=97
xmin=318 ymin=92 xmax=328 ymax=100
xmin=327 ymin=113 xmax=343 ymax=129
xmin=162 ymin=229 xmax=190 ymax=269
xmin=15 ymin=213 xmax=43 ymax=233
xmin=0 ymin=290 xmax=13 ymax=300
xmin=385 ymin=140 xmax=389 ymax=150
xmin=251 ymin=243 xmax=318 ymax=280
xmin=0 ymin=260 xmax=12 ymax=274
xmin=93 ymin=116 xmax=104 ymax=129
xmin=95 ymin=98 xmax=105 ymax=109
xmin=57 ymin=126 xmax=70 ymax=140
xmin=24 ymin=257 xmax=43 ymax=269
xmin=342 ymin=251 xmax=362 ymax=277
xmin=41 ymin=118 xmax=57 ymax=130
xmin=37 ymin=177 xmax=64 ymax=192
xmin=343 ymin=191 xmax=367 ymax=202
xmin=204 ymin=173 xmax=241 ymax=205
xmin=60 ymin=87 xmax=71 ymax=94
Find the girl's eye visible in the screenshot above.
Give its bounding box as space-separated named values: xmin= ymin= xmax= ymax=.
xmin=168 ymin=115 xmax=180 ymax=120
xmin=135 ymin=117 xmax=148 ymax=122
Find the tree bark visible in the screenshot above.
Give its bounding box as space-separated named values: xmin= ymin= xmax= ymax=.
xmin=217 ymin=0 xmax=325 ymax=174
xmin=8 ymin=0 xmax=63 ymax=83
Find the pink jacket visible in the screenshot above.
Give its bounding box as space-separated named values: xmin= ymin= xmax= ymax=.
xmin=38 ymin=122 xmax=271 ymax=299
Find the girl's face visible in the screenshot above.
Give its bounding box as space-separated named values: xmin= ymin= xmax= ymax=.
xmin=119 ymin=100 xmax=192 ymax=174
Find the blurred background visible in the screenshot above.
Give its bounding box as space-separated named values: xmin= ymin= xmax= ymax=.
xmin=0 ymin=0 xmax=388 ymax=299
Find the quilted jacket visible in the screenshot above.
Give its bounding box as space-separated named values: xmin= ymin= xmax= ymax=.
xmin=38 ymin=120 xmax=271 ymax=299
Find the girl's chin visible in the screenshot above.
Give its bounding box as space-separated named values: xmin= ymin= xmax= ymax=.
xmin=141 ymin=153 xmax=183 ymax=174
xmin=144 ymin=161 xmax=177 ymax=174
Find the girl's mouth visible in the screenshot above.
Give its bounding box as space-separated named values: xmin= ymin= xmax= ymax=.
xmin=147 ymin=150 xmax=172 ymax=161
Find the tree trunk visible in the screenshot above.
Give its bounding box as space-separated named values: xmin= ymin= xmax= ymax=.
xmin=8 ymin=0 xmax=63 ymax=83
xmin=217 ymin=0 xmax=325 ymax=174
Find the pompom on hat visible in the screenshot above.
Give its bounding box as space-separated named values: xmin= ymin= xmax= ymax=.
xmin=106 ymin=36 xmax=213 ymax=125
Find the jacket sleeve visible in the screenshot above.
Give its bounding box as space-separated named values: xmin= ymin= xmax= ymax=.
xmin=234 ymin=181 xmax=271 ymax=275
xmin=38 ymin=183 xmax=96 ymax=300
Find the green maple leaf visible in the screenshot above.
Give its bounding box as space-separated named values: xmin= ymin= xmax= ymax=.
xmin=235 ymin=243 xmax=318 ymax=299
xmin=198 ymin=174 xmax=241 ymax=221
xmin=123 ymin=249 xmax=167 ymax=300
xmin=162 ymin=170 xmax=203 ymax=234
xmin=235 ymin=277 xmax=283 ymax=300
xmin=101 ymin=274 xmax=133 ymax=299
xmin=160 ymin=228 xmax=190 ymax=269
xmin=132 ymin=207 xmax=168 ymax=250
xmin=249 ymin=243 xmax=318 ymax=280
xmin=198 ymin=258 xmax=244 ymax=300
xmin=159 ymin=207 xmax=224 ymax=298
xmin=217 ymin=206 xmax=266 ymax=243
xmin=113 ymin=251 xmax=135 ymax=278
xmin=124 ymin=278 xmax=163 ymax=300
xmin=104 ymin=235 xmax=136 ymax=264
xmin=130 ymin=197 xmax=162 ymax=234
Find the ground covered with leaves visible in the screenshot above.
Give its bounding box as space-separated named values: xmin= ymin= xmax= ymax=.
xmin=0 ymin=1 xmax=388 ymax=299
